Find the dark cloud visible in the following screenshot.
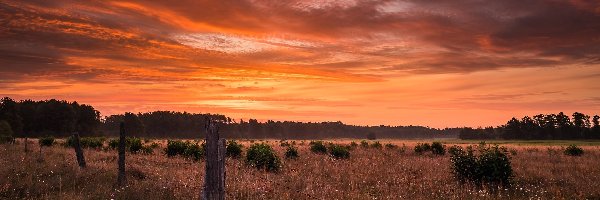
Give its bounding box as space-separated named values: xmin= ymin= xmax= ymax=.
xmin=0 ymin=0 xmax=598 ymax=82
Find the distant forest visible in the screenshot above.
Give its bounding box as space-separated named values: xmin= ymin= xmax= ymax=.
xmin=460 ymin=112 xmax=600 ymax=140
xmin=0 ymin=97 xmax=459 ymax=139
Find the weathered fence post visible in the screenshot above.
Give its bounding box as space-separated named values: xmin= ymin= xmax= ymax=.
xmin=202 ymin=118 xmax=226 ymax=200
xmin=73 ymin=133 xmax=86 ymax=168
xmin=117 ymin=122 xmax=126 ymax=186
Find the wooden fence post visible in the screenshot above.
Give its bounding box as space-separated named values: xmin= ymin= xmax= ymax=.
xmin=73 ymin=133 xmax=86 ymax=168
xmin=117 ymin=122 xmax=126 ymax=186
xmin=202 ymin=118 xmax=225 ymax=200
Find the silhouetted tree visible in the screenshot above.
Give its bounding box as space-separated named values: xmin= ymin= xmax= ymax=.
xmin=0 ymin=97 xmax=23 ymax=135
xmin=592 ymin=115 xmax=600 ymax=138
xmin=460 ymin=112 xmax=599 ymax=140
xmin=124 ymin=112 xmax=145 ymax=137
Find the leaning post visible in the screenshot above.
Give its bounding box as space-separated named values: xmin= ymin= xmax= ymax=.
xmin=73 ymin=132 xmax=86 ymax=168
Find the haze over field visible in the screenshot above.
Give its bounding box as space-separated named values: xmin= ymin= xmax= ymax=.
xmin=1 ymin=0 xmax=599 ymax=127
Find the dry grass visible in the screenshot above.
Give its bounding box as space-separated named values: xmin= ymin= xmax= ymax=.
xmin=2 ymin=139 xmax=600 ymax=199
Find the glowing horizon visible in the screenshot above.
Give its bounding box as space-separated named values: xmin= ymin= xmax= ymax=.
xmin=1 ymin=0 xmax=599 ymax=128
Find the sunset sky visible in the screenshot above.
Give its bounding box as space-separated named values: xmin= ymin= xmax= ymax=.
xmin=1 ymin=0 xmax=599 ymax=128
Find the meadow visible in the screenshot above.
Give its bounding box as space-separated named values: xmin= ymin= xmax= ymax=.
xmin=2 ymin=139 xmax=600 ymax=199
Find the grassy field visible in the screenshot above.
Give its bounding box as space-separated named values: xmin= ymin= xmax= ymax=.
xmin=2 ymin=139 xmax=600 ymax=199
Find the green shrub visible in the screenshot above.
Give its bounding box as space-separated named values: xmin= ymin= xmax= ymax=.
xmin=414 ymin=143 xmax=431 ymax=154
xmin=385 ymin=143 xmax=398 ymax=149
xmin=448 ymin=145 xmax=462 ymax=155
xmin=38 ymin=136 xmax=55 ymax=147
xmin=370 ymin=141 xmax=382 ymax=149
xmin=431 ymin=142 xmax=446 ymax=155
xmin=449 ymin=145 xmax=513 ymax=187
xmin=285 ymin=146 xmax=299 ymax=159
xmin=564 ymin=144 xmax=584 ymax=156
xmin=246 ymin=143 xmax=281 ymax=172
xmin=108 ymin=139 xmax=119 ymax=149
xmin=310 ymin=141 xmax=327 ymax=154
xmin=183 ymin=143 xmax=204 ymax=161
xmin=350 ymin=141 xmax=358 ymax=148
xmin=226 ymin=140 xmax=243 ymax=158
xmin=128 ymin=137 xmax=143 ymax=153
xmin=165 ymin=140 xmax=205 ymax=160
xmin=140 ymin=145 xmax=154 ymax=154
xmin=329 ymin=144 xmax=350 ymax=159
xmin=360 ymin=140 xmax=369 ymax=148
xmin=150 ymin=142 xmax=160 ymax=149
xmin=65 ymin=136 xmax=105 ymax=149
xmin=166 ymin=140 xmax=188 ymax=156
xmin=107 ymin=137 xmax=146 ymax=153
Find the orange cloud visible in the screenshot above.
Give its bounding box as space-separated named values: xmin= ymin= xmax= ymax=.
xmin=1 ymin=0 xmax=599 ymax=127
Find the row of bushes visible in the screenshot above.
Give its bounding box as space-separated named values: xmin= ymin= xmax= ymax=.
xmin=35 ymin=136 xmax=156 ymax=154
xmin=65 ymin=136 xmax=105 ymax=149
xmin=165 ymin=140 xmax=245 ymax=161
xmin=246 ymin=143 xmax=303 ymax=172
xmin=165 ymin=140 xmax=205 ymax=161
xmin=309 ymin=141 xmax=351 ymax=159
xmin=414 ymin=142 xmax=446 ymax=155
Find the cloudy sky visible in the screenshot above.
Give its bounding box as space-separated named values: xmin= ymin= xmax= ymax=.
xmin=1 ymin=0 xmax=599 ymax=127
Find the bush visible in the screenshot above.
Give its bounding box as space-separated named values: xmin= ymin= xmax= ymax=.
xmin=370 ymin=141 xmax=382 ymax=149
xmin=360 ymin=140 xmax=369 ymax=148
xmin=183 ymin=143 xmax=204 ymax=161
xmin=310 ymin=141 xmax=327 ymax=154
xmin=107 ymin=137 xmax=144 ymax=153
xmin=108 ymin=139 xmax=119 ymax=149
xmin=449 ymin=145 xmax=513 ymax=187
xmin=140 ymin=145 xmax=154 ymax=154
xmin=226 ymin=140 xmax=243 ymax=158
xmin=385 ymin=143 xmax=398 ymax=149
xmin=65 ymin=136 xmax=105 ymax=149
xmin=128 ymin=137 xmax=143 ymax=153
xmin=414 ymin=143 xmax=431 ymax=154
xmin=285 ymin=146 xmax=299 ymax=159
xmin=38 ymin=136 xmax=55 ymax=147
xmin=448 ymin=145 xmax=462 ymax=155
xmin=150 ymin=142 xmax=160 ymax=149
xmin=246 ymin=143 xmax=281 ymax=172
xmin=165 ymin=140 xmax=205 ymax=160
xmin=166 ymin=140 xmax=188 ymax=156
xmin=431 ymin=142 xmax=446 ymax=155
xmin=329 ymin=144 xmax=350 ymax=159
xmin=350 ymin=141 xmax=358 ymax=148
xmin=564 ymin=144 xmax=584 ymax=156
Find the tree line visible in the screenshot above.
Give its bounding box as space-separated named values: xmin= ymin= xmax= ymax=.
xmin=0 ymin=97 xmax=100 ymax=138
xmin=1 ymin=97 xmax=457 ymax=139
xmin=459 ymin=112 xmax=600 ymax=140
